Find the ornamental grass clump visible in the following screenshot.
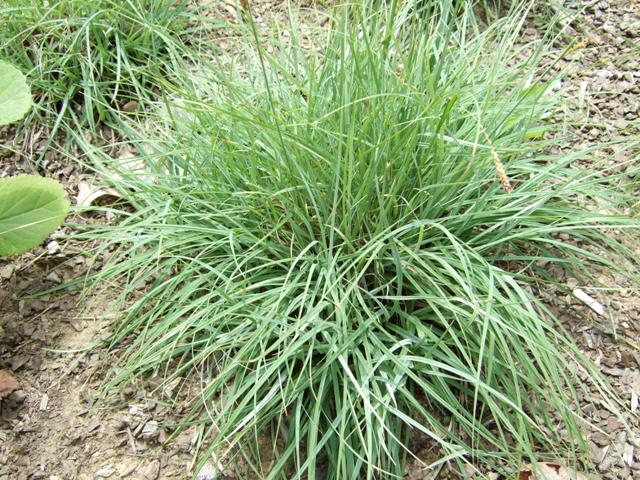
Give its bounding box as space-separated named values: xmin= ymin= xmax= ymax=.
xmin=77 ymin=1 xmax=637 ymax=478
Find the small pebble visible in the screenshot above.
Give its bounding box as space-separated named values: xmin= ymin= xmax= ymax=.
xmin=94 ymin=468 xmax=114 ymax=479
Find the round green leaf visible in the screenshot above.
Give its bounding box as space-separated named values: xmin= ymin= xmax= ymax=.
xmin=0 ymin=175 xmax=70 ymax=257
xmin=0 ymin=60 xmax=32 ymax=126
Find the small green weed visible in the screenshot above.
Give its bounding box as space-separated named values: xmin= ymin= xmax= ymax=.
xmin=0 ymin=61 xmax=69 ymax=256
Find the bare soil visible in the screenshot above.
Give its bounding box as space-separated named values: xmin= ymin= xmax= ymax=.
xmin=1 ymin=1 xmax=639 ymax=479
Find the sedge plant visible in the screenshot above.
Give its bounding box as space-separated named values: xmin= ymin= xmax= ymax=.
xmin=73 ymin=0 xmax=638 ymax=478
xmin=0 ymin=0 xmax=200 ymax=150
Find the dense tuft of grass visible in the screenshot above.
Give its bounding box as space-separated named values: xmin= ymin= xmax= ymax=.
xmin=0 ymin=0 xmax=197 ymax=142
xmin=75 ymin=1 xmax=637 ymax=478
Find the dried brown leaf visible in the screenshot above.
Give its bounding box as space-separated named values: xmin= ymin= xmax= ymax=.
xmin=76 ymin=182 xmax=121 ymax=207
xmin=0 ymin=369 xmax=18 ymax=398
xmin=518 ymin=463 xmax=592 ymax=480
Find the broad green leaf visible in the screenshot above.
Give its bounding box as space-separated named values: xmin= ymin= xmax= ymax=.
xmin=0 ymin=175 xmax=70 ymax=257
xmin=524 ymin=125 xmax=548 ymax=139
xmin=0 ymin=60 xmax=32 ymax=126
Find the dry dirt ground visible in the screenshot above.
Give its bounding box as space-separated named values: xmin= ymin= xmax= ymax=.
xmin=1 ymin=1 xmax=639 ymax=479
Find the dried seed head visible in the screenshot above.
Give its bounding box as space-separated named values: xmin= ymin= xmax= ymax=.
xmin=491 ymin=148 xmax=512 ymax=193
xmin=478 ymin=124 xmax=513 ymax=194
